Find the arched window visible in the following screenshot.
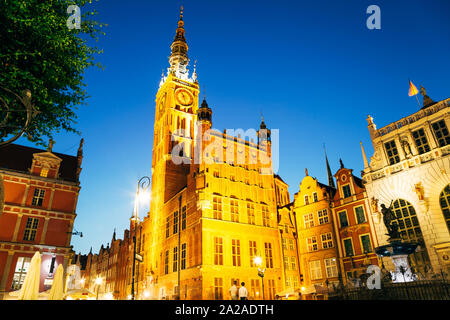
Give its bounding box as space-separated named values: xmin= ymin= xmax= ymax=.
xmin=439 ymin=184 xmax=450 ymax=232
xmin=391 ymin=199 xmax=431 ymax=274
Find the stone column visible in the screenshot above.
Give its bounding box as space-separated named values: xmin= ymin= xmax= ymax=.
xmin=39 ymin=217 xmax=50 ymax=244
xmin=12 ymin=214 xmax=23 ymax=242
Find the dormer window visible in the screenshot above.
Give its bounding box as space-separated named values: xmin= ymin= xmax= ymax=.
xmin=40 ymin=168 xmax=49 ymax=178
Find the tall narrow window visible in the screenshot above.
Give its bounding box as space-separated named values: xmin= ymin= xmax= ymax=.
xmin=247 ymin=203 xmax=255 ymax=225
xmin=267 ymin=279 xmax=276 ymax=300
xmin=304 ymin=195 xmax=309 ymax=205
xmin=214 ymin=237 xmax=223 ymax=265
xmin=432 ymin=120 xmax=450 ymax=147
xmin=318 ymin=209 xmax=329 ymax=224
xmin=31 ymin=188 xmax=45 ymax=206
xmin=23 ymin=217 xmax=39 ymax=241
xmin=338 ymin=211 xmax=349 ymax=228
xmin=213 ymin=197 xmax=222 ymax=220
xmin=214 ymin=278 xmax=223 ymax=300
xmin=281 ymin=238 xmax=287 ymax=250
xmin=166 ymin=217 xmax=170 ymax=238
xmin=283 ymin=256 xmax=289 ymax=270
xmin=164 ymin=250 xmax=169 ymax=274
xmin=343 ymin=239 xmax=354 ymax=257
xmin=385 ymin=140 xmax=400 ymax=165
xmin=355 ymin=206 xmax=366 ymax=224
xmin=313 ymin=192 xmax=318 ymax=202
xmin=310 ymin=260 xmax=322 ymax=280
xmin=230 ymin=199 xmax=239 ymax=222
xmin=290 ymin=257 xmax=296 ymax=270
xmin=304 ymin=213 xmax=314 ymax=228
xmin=173 ymin=247 xmax=178 ymax=272
xmin=307 ymin=236 xmax=318 ymax=252
xmin=49 ymin=257 xmax=56 ymax=274
xmin=412 ymin=128 xmax=431 ymax=154
xmin=173 ymin=211 xmax=179 ymax=234
xmin=264 ymin=242 xmax=273 ymax=268
xmin=289 ymin=239 xmax=294 ymax=251
xmin=361 ymin=235 xmax=372 ymax=253
xmin=250 ymin=279 xmax=261 ymax=298
xmin=249 ymin=241 xmax=257 ymax=267
xmin=262 ymin=206 xmax=270 ymax=227
xmin=181 ymin=206 xmax=187 ymax=230
xmin=181 ymin=243 xmax=187 ymax=270
xmin=439 ymin=184 xmax=450 ymax=232
xmin=232 ymin=239 xmax=241 ymax=267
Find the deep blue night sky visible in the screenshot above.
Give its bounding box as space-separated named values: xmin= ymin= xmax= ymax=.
xmin=15 ymin=0 xmax=450 ymax=254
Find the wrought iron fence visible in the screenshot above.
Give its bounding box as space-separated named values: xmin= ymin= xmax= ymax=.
xmin=328 ymin=279 xmax=450 ymax=300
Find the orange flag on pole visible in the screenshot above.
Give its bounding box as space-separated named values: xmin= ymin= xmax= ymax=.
xmin=408 ymin=80 xmax=419 ymax=96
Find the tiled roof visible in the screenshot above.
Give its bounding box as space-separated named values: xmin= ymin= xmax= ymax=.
xmin=0 ymin=143 xmax=79 ymax=182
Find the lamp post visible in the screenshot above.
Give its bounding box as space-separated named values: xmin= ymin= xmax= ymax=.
xmin=254 ymin=256 xmax=265 ymax=300
xmin=131 ymin=176 xmax=151 ymax=300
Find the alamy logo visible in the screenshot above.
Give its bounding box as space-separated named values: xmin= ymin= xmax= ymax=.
xmin=67 ymin=5 xmax=81 ymax=30
xmin=366 ymin=265 xmax=381 ymax=289
xmin=366 ymin=5 xmax=381 ymax=30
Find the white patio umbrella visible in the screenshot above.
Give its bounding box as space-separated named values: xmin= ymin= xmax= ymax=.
xmin=18 ymin=251 xmax=41 ymax=300
xmin=47 ymin=264 xmax=64 ymax=300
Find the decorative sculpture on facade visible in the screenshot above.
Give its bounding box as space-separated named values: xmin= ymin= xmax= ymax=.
xmin=414 ymin=182 xmax=425 ymax=200
xmin=380 ymin=201 xmax=401 ymax=240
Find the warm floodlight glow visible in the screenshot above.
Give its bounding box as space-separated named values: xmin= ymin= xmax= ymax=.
xmin=253 ymin=256 xmax=262 ymax=266
xmin=136 ymin=190 xmax=151 ymax=205
xmin=144 ymin=290 xmax=150 ymax=298
xmin=95 ymin=277 xmax=102 ymax=285
xmin=104 ymin=292 xmax=113 ymax=300
xmin=80 ymin=278 xmax=85 ymax=286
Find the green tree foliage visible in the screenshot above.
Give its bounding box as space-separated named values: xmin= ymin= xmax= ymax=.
xmin=0 ymin=0 xmax=105 ymax=146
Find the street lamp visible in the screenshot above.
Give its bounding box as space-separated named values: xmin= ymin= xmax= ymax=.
xmin=253 ymin=256 xmax=265 ymax=300
xmin=131 ymin=176 xmax=151 ymax=301
xmin=95 ymin=277 xmax=102 ymax=300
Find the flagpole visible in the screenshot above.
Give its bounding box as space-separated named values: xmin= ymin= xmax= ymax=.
xmin=409 ymin=78 xmax=422 ymax=109
xmin=414 ymin=93 xmax=421 ymax=109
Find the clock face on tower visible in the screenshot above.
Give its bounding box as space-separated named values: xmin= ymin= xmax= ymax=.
xmin=175 ymin=88 xmax=194 ymax=106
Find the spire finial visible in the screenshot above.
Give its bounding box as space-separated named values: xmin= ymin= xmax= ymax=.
xmin=180 ymin=5 xmax=183 ymax=20
xmin=324 ymin=144 xmax=335 ymax=188
xmin=305 ymin=168 xmax=309 ymax=176
xmin=360 ymin=141 xmax=369 ymax=169
xmin=339 ymin=158 xmax=345 ymax=169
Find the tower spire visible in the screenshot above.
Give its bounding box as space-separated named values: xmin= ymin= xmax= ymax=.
xmin=360 ymin=141 xmax=369 ymax=169
xmin=169 ymin=5 xmax=189 ymax=79
xmin=324 ymin=145 xmax=335 ymax=188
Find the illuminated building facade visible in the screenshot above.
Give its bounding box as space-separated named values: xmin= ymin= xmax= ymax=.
xmin=331 ymin=160 xmax=379 ymax=285
xmin=0 ymin=141 xmax=83 ymax=299
xmin=362 ymin=89 xmax=450 ymax=275
xmin=292 ymin=170 xmax=340 ymax=299
xmin=141 ymin=8 xmax=283 ymax=300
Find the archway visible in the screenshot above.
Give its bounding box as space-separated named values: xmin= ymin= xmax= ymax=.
xmin=391 ymin=199 xmax=431 ymax=275
xmin=439 ymin=184 xmax=450 ymax=233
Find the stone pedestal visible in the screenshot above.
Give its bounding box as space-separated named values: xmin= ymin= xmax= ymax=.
xmin=390 ymin=254 xmax=417 ymax=283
